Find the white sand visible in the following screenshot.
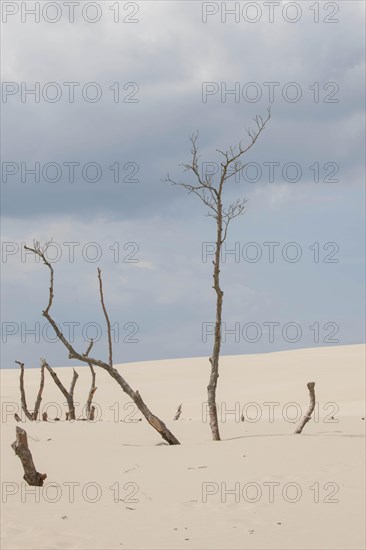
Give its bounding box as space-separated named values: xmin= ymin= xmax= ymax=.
xmin=1 ymin=344 xmax=365 ymax=549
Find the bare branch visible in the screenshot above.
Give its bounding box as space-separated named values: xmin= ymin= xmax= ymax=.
xmin=221 ymin=198 xmax=248 ymax=243
xmin=42 ymin=358 xmax=78 ymax=420
xmin=33 ymin=363 xmax=45 ymax=421
xmin=15 ymin=362 xmax=33 ymax=421
xmin=25 ymin=243 xmax=180 ymax=445
xmin=85 ymin=362 xmax=97 ymax=420
xmin=24 ymin=241 xmax=54 ymax=314
xmin=97 ymin=268 xmax=113 ymax=367
xmin=220 ymin=108 xmax=271 ymax=185
xmin=69 ymin=368 xmax=79 ymax=399
xmin=16 ymin=361 xmax=45 ymax=421
xmin=84 ymin=339 xmax=94 ymax=358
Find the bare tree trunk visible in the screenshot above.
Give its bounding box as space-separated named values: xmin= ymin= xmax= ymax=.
xmin=16 ymin=362 xmax=33 ymax=421
xmin=11 ymin=427 xmax=47 ymax=486
xmin=173 ymin=404 xmax=182 ymax=420
xmin=86 ymin=362 xmax=97 ymax=420
xmin=207 ymin=206 xmax=223 ymax=441
xmin=16 ymin=361 xmax=45 ymax=421
xmin=295 ymin=382 xmax=316 ymax=434
xmin=43 ymin=360 xmax=78 ymax=420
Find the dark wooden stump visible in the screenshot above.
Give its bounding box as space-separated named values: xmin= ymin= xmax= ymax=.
xmin=11 ymin=427 xmax=47 ymax=486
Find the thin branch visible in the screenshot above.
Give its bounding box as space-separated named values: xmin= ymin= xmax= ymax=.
xmin=42 ymin=358 xmax=78 ymax=420
xmin=84 ymin=339 xmax=94 ymax=357
xmin=15 ymin=361 xmax=33 ymax=421
xmin=15 ymin=361 xmax=45 ymax=421
xmin=97 ymin=268 xmax=113 ymax=367
xmin=69 ymin=368 xmax=79 ymax=399
xmin=24 ymin=241 xmax=54 ymax=314
xmin=86 ymin=362 xmax=97 ymax=420
xmin=33 ymin=363 xmax=45 ymax=421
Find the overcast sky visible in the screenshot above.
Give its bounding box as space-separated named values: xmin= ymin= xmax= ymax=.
xmin=1 ymin=0 xmax=365 ymax=368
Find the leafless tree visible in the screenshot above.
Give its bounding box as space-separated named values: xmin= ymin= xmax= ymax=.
xmin=15 ymin=361 xmax=45 ymax=421
xmin=24 ymin=241 xmax=180 ymax=445
xmin=165 ymin=110 xmax=271 ymax=440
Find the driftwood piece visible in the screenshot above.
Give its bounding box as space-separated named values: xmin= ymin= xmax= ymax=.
xmin=14 ymin=413 xmax=21 ymax=422
xmin=294 ymin=382 xmax=316 ymax=434
xmin=42 ymin=359 xmax=78 ymax=420
xmin=173 ymin=404 xmax=182 ymax=420
xmin=11 ymin=427 xmax=47 ymax=486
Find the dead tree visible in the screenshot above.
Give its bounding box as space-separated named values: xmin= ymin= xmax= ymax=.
xmin=24 ymin=241 xmax=180 ymax=445
xmin=15 ymin=361 xmax=45 ymax=421
xmin=11 ymin=426 xmax=47 ymax=486
xmin=295 ymin=382 xmax=316 ymax=434
xmin=42 ymin=359 xmax=78 ymax=420
xmin=165 ymin=110 xmax=271 ymax=440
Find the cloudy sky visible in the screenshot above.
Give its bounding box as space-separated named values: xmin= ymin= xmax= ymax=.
xmin=1 ymin=0 xmax=365 ymax=368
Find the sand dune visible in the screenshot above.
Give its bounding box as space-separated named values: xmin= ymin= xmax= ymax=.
xmin=1 ymin=345 xmax=365 ymax=549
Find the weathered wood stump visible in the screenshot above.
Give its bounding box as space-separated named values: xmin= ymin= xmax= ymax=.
xmin=11 ymin=427 xmax=47 ymax=486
